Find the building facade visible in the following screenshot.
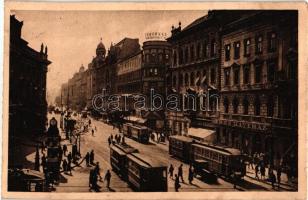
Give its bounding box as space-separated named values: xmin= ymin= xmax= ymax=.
xmin=9 ymin=15 xmax=51 ymax=167
xmin=217 ymin=11 xmax=298 ymax=168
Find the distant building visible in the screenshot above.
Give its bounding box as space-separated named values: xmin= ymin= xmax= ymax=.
xmin=9 ymin=15 xmax=51 ymax=167
xmin=218 ymin=11 xmax=298 ymax=167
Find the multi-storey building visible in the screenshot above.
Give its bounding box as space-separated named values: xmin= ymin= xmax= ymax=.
xmin=218 ymin=11 xmax=297 ymax=168
xmin=9 ymin=15 xmax=51 ymax=167
xmin=165 ymin=11 xmax=243 ymax=138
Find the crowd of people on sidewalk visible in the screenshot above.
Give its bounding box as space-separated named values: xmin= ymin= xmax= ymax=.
xmin=107 ymin=134 xmax=125 ymax=146
xmin=168 ymin=163 xmax=195 ymax=192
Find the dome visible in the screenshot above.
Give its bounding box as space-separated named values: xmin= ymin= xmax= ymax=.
xmin=97 ymin=41 xmax=106 ymax=51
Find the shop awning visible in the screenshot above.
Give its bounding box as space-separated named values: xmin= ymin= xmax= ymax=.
xmin=187 ymin=127 xmax=215 ymax=142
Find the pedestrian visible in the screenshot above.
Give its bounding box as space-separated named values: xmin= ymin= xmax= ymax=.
xmin=85 ymin=152 xmax=90 ymax=167
xmin=90 ymin=150 xmax=95 ymax=165
xmin=260 ymin=163 xmax=265 ymax=180
xmin=94 ymin=162 xmax=102 ymax=181
xmin=178 ymin=164 xmax=184 ymax=183
xmin=92 ymin=129 xmax=95 ymax=136
xmin=63 ymin=144 xmax=67 ymax=156
xmin=104 ymin=170 xmax=112 ymax=189
xmin=270 ymin=171 xmax=276 ymax=189
xmin=89 ymin=119 xmax=91 ymax=127
xmin=58 ymin=145 xmax=63 ymax=161
xmin=188 ymin=164 xmax=194 ymax=184
xmin=255 ymin=164 xmax=260 ymax=180
xmin=62 ymin=159 xmax=68 ymax=173
xmin=277 ymin=166 xmax=282 ymax=189
xmin=41 ymin=153 xmax=47 ymax=170
xmin=95 ymin=126 xmax=97 ymax=132
xmin=169 ymin=164 xmax=174 ymax=179
xmin=108 ymin=137 xmax=111 ymax=146
xmin=35 ymin=146 xmax=40 ymax=171
xmin=174 ymin=174 xmax=181 ymax=192
xmin=67 ymin=160 xmax=72 ymax=175
xmin=122 ymin=136 xmax=125 ymax=144
xmin=115 ymin=134 xmax=118 ymax=143
xmin=89 ymin=169 xmax=94 ymax=189
xmin=233 ymin=171 xmax=237 ymax=189
xmin=111 ymin=134 xmax=113 ymax=141
xmin=67 ymin=152 xmax=72 ymax=164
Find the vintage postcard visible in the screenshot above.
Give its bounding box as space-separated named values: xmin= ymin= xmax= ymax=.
xmin=2 ymin=1 xmax=307 ymax=200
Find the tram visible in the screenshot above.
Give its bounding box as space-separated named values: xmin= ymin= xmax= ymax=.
xmin=45 ymin=117 xmax=61 ymax=182
xmin=169 ymin=135 xmax=194 ymax=163
xmin=122 ymin=123 xmax=150 ymax=143
xmin=169 ymin=135 xmax=244 ymax=179
xmin=110 ymin=143 xmax=138 ymax=180
xmin=126 ymin=153 xmax=168 ymax=192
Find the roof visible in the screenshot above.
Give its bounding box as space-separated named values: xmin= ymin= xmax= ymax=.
xmin=188 ymin=127 xmax=215 ymax=140
xmin=192 ymin=143 xmax=241 ymax=156
xmin=127 ymin=153 xmax=166 ymax=168
xmin=125 ymin=116 xmax=147 ymax=124
xmin=182 ymin=14 xmax=208 ymax=31
xmin=111 ymin=143 xmax=138 ymax=155
xmin=169 ymin=135 xmax=194 ymax=143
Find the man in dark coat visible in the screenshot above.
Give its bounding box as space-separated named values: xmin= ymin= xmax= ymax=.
xmin=104 ymin=170 xmax=112 ymax=189
xmin=85 ymin=152 xmax=90 ymax=167
xmin=178 ymin=164 xmax=184 ymax=183
xmin=175 ymin=174 xmax=181 ymax=192
xmin=63 ymin=144 xmax=67 ymax=156
xmin=188 ymin=165 xmax=194 ymax=184
xmin=90 ymin=150 xmax=95 ymax=165
xmin=169 ymin=164 xmax=174 ymax=179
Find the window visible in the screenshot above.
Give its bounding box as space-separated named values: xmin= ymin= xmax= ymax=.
xmin=190 ymin=45 xmax=195 ymax=61
xmin=158 ymin=54 xmax=163 ymax=62
xmin=243 ymin=64 xmax=250 ymax=84
xmin=185 ymin=73 xmax=189 ymax=86
xmin=145 ymin=54 xmax=150 ymax=63
xmin=211 ymin=39 xmax=216 ymax=57
xmin=255 ymin=64 xmax=262 ymax=83
xmin=173 ymin=51 xmax=177 ymax=66
xmin=234 ymin=42 xmax=240 ymax=59
xmin=267 ymin=60 xmax=276 ymax=82
xmin=179 ymin=49 xmax=183 ymax=64
xmin=254 ymin=96 xmax=261 ymax=116
xmin=256 ymin=35 xmax=263 ymax=54
xmin=173 ymin=76 xmax=177 ymax=87
xmin=233 ymin=67 xmax=240 ymax=85
xmin=224 ymin=98 xmax=229 ymax=113
xmin=225 ymin=44 xmax=231 ymax=61
xmin=210 ymin=68 xmax=216 ymax=84
xmin=268 ymin=32 xmax=277 ymax=52
xmin=267 ymin=96 xmax=274 ymax=117
xmin=190 ymin=72 xmax=195 ymax=86
xmin=185 ymin=47 xmax=189 ymax=63
xmin=232 ymin=97 xmax=239 ymax=114
xmin=244 ymin=38 xmax=251 ymax=57
xmin=154 ymin=68 xmax=158 ymax=75
xmin=197 ymin=43 xmax=201 ymax=59
xmin=243 ymin=97 xmax=249 ymax=115
xmin=179 ymin=74 xmax=183 ymax=86
xmin=224 ymin=68 xmax=230 ymax=86
xmin=203 ymin=41 xmax=207 ymax=58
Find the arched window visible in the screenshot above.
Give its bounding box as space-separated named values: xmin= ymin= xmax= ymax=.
xmin=185 ymin=73 xmax=189 ymax=86
xmin=190 ymin=72 xmax=195 ymax=86
xmin=179 ymin=74 xmax=183 ymax=86
xmin=173 ymin=75 xmax=177 ymax=87
xmin=224 ymin=97 xmax=229 ymax=113
xmin=243 ymin=97 xmax=249 ymax=115
xmin=232 ymin=97 xmax=239 ymax=114
xmin=254 ymin=96 xmax=261 ymax=116
xmin=196 ymin=71 xmax=201 ymax=86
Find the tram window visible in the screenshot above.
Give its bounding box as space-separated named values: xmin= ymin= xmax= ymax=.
xmin=163 ymin=170 xmax=167 ymax=178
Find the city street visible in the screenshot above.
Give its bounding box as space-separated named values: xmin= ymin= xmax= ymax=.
xmin=23 ymin=113 xmax=296 ymax=192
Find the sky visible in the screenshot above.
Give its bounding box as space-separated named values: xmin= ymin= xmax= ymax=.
xmin=12 ymin=10 xmax=207 ymax=103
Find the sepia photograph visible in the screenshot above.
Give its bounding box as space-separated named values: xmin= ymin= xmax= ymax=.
xmin=2 ymin=2 xmax=307 ymax=199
